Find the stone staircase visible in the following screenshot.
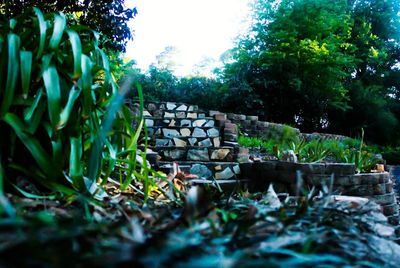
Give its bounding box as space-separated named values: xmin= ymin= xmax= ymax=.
xmin=132 ymin=101 xmax=248 ymax=187
xmin=128 ymin=100 xmax=400 ymax=237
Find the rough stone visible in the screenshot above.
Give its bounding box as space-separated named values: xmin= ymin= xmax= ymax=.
xmin=198 ymin=138 xmax=213 ymax=147
xmin=198 ymin=113 xmax=206 ymax=118
xmin=387 ymin=214 xmax=400 ymax=225
xmin=381 ymin=203 xmax=399 ymax=216
xmin=204 ymin=120 xmax=215 ymax=127
xmin=176 ymin=112 xmax=186 ymax=118
xmin=190 ymin=164 xmax=212 ymax=179
xmin=188 ymin=138 xmax=197 ymax=146
xmin=193 ymin=119 xmax=206 ymax=127
xmin=352 ymin=173 xmax=390 ymax=185
xmin=213 ymin=137 xmax=221 ymax=147
xmin=215 ymin=113 xmax=227 ymax=121
xmin=147 ymin=103 xmax=157 ymax=111
xmin=187 ymin=148 xmax=210 ymax=161
xmin=164 ymin=112 xmax=175 ymax=118
xmin=154 ymin=110 xmax=163 ymax=118
xmin=164 ymin=149 xmax=186 ymax=161
xmin=187 ymin=113 xmax=198 ymax=119
xmin=155 ymin=139 xmax=169 ymax=146
xmin=162 ymin=129 xmax=180 ymax=138
xmin=209 ymin=111 xmax=221 ymax=116
xmin=343 ymin=183 xmax=387 ymax=196
xmin=211 ymin=149 xmax=231 ymax=160
xmin=246 ymin=115 xmax=258 ymax=121
xmin=168 ymin=119 xmax=176 ymax=127
xmin=237 ymin=154 xmax=250 ymax=163
xmin=207 ymin=128 xmax=220 ymax=137
xmin=143 ymin=111 xmax=152 ymax=117
xmin=325 ymin=163 xmax=356 ymax=175
xmin=188 ymin=105 xmax=197 ymax=112
xmin=215 ymin=167 xmax=235 ymax=180
xmin=233 ymin=114 xmax=246 ymax=121
xmin=176 ymin=104 xmax=188 ymax=111
xmin=180 ymin=128 xmax=192 ymax=137
xmin=173 ymin=138 xmax=187 ymax=147
xmin=166 ymin=102 xmax=176 ymax=110
xmin=233 ymin=165 xmax=241 ymax=175
xmin=180 ymin=119 xmax=191 ymax=127
xmin=367 ymin=193 xmax=396 ymax=206
xmin=193 ymin=128 xmax=207 ymax=138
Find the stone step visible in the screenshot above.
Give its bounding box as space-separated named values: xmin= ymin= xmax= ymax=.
xmin=367 ymin=193 xmax=397 ymax=206
xmin=146 ymin=102 xmax=201 ymax=112
xmin=154 ymin=136 xmax=222 ymax=147
xmin=339 ymin=182 xmax=393 ymax=196
xmin=143 ymin=110 xmax=207 ymax=119
xmin=158 ymin=161 xmax=241 ymax=180
xmin=144 ymin=117 xmax=216 ymax=128
xmin=148 ymin=146 xmax=237 ymax=162
xmin=147 ymin=126 xmax=220 ymax=139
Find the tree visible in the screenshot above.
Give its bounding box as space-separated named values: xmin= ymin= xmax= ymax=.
xmin=222 ymin=0 xmax=400 ymax=144
xmin=336 ymin=0 xmax=400 ymax=143
xmin=0 ymin=0 xmax=136 ymax=52
xmin=224 ymin=0 xmax=354 ymax=131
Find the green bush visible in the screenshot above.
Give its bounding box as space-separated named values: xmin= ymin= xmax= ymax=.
xmin=0 ymin=9 xmax=142 ymax=195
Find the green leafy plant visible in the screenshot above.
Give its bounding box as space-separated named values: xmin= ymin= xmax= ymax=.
xmin=0 ymin=9 xmax=142 ymax=198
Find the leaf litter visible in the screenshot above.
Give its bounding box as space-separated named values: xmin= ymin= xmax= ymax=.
xmin=1 ymin=176 xmax=400 ymax=267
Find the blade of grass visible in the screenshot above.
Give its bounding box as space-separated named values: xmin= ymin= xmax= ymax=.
xmin=49 ymin=13 xmax=66 ymax=50
xmin=23 ymin=88 xmax=42 ymax=121
xmin=70 ymin=136 xmax=86 ymax=191
xmin=42 ymin=66 xmax=62 ymax=129
xmin=58 ymin=86 xmax=81 ymax=129
xmin=66 ymin=30 xmax=82 ymax=80
xmin=80 ymin=54 xmax=93 ymax=117
xmin=3 ymin=113 xmax=59 ymax=181
xmin=12 ymin=184 xmax=57 ymax=200
xmin=0 ymin=34 xmax=20 ymax=117
xmin=33 ymin=8 xmax=47 ymax=59
xmin=20 ymin=51 xmax=33 ymax=99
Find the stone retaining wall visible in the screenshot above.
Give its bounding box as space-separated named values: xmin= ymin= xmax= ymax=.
xmin=241 ymin=160 xmax=400 ymax=225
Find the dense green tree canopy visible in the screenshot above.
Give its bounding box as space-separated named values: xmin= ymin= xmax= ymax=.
xmin=222 ymin=0 xmax=400 ymax=144
xmin=0 ymin=0 xmax=136 ymax=51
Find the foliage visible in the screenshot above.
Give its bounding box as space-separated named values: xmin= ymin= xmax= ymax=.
xmin=0 ymin=0 xmax=136 ymax=52
xmin=0 ymin=9 xmax=144 ymax=198
xmin=238 ymin=134 xmax=379 ymax=172
xmin=221 ymin=0 xmax=400 ymax=145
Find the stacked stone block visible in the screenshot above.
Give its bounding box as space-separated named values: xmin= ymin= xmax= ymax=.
xmin=226 ymin=113 xmax=301 ymax=140
xmin=241 ymin=160 xmax=400 ymax=225
xmin=133 ymin=102 xmax=246 ymax=183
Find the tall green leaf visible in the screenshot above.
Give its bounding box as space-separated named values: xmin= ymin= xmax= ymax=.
xmin=49 ymin=13 xmax=66 ymax=49
xmin=20 ymin=51 xmax=33 ymax=99
xmin=58 ymin=86 xmax=81 ymax=129
xmin=3 ymin=113 xmax=59 ymax=181
xmin=33 ymin=8 xmax=47 ymax=59
xmin=80 ymin=55 xmax=93 ymax=117
xmin=42 ymin=66 xmax=62 ymax=129
xmin=0 ymin=34 xmax=20 ymax=117
xmin=66 ymin=30 xmax=82 ymax=79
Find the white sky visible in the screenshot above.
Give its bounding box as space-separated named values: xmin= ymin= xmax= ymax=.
xmin=125 ymin=0 xmax=251 ymax=77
